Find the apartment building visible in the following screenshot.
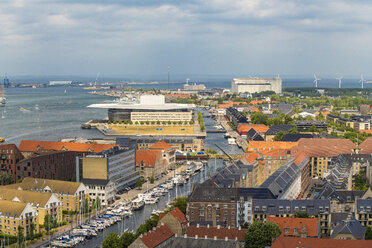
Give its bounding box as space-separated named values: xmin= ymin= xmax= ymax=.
xmin=0 ymin=200 xmax=39 ymax=236
xmin=0 ymin=188 xmax=62 ymax=225
xmin=3 ymin=177 xmax=89 ymax=212
xmin=291 ymin=138 xmax=356 ymax=178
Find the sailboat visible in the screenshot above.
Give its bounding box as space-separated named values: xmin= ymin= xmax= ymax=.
xmin=0 ymin=79 xmax=5 ymax=107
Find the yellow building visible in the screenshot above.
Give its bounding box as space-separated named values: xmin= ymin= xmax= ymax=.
xmin=0 ymin=200 xmax=39 ymax=236
xmin=3 ymin=177 xmax=88 ymax=212
xmin=240 ymin=149 xmax=291 ymax=187
xmin=0 ymin=188 xmax=62 ymax=225
xmin=291 ymin=138 xmax=356 ymax=178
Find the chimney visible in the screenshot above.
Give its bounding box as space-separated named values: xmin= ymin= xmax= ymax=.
xmin=214 ymin=236 xmax=217 ymax=240
xmin=175 ymin=233 xmax=178 ymax=237
xmin=184 ymin=234 xmax=187 ymax=238
xmin=228 ymin=226 xmax=231 ymax=229
xmin=225 ymin=237 xmax=228 ymax=241
xmin=197 ymin=223 xmax=200 ymax=228
xmin=205 ymin=235 xmax=208 ymax=239
xmin=207 ymin=224 xmax=210 ymax=228
xmin=238 ymin=226 xmax=241 ymax=230
xmin=217 ymin=225 xmax=220 ymax=229
xmin=195 ymin=235 xmax=198 ymax=239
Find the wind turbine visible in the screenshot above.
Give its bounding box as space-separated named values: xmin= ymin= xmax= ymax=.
xmin=313 ymin=74 xmax=321 ymax=88
xmin=359 ymin=75 xmax=366 ymax=89
xmin=336 ymin=76 xmax=343 ymax=88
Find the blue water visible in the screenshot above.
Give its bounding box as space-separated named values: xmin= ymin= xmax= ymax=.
xmin=0 ymin=87 xmax=110 ymax=145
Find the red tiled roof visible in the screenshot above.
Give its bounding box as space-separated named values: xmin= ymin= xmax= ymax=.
xmin=291 ymin=138 xmax=356 ymax=157
xmin=237 ymin=124 xmax=269 ymax=134
xmin=261 ymin=149 xmax=289 ymax=160
xmin=150 ymin=141 xmax=174 ymax=151
xmin=186 ymin=226 xmax=247 ymax=241
xmin=268 ymin=217 xmax=319 ymax=238
xmin=136 ymin=150 xmax=162 ymax=168
xmin=359 ymin=136 xmax=372 ymax=153
xmin=159 ymin=207 xmax=186 ymax=224
xmin=140 ymin=224 xmax=174 ymax=248
xmin=19 ymin=140 xmax=117 ymax=153
xmin=240 ymin=152 xmax=260 ymax=164
xmin=218 ymin=101 xmax=247 ymax=109
xmin=293 ymin=151 xmax=308 ymax=166
xmin=170 ymin=207 xmax=185 ymax=223
xmin=248 ymin=141 xmax=298 ymax=153
xmin=271 ymin=235 xmax=372 ymax=248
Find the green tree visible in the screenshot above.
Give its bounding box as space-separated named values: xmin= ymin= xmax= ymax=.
xmin=171 ymin=197 xmax=187 ymax=214
xmin=120 ymin=232 xmax=136 ymax=248
xmin=135 ymin=178 xmax=143 ymax=189
xmin=113 ymin=120 xmax=117 ymax=124
xmin=295 ymin=212 xmax=310 ymax=218
xmin=244 ymin=222 xmax=281 ymax=248
xmin=0 ymin=173 xmax=13 ymax=185
xmin=150 ymin=176 xmax=155 ymax=184
xmin=365 ymin=226 xmax=372 ymax=240
xmin=309 ymin=125 xmax=317 ymax=132
xmin=354 ymin=170 xmax=368 ymax=190
xmin=288 ymin=127 xmax=298 ymax=134
xmin=102 ymin=233 xmax=121 ymax=248
xmin=44 ymin=214 xmax=52 ymax=233
xmin=17 ymin=225 xmax=25 ymax=248
xmin=273 ymin=131 xmax=286 ymax=141
xmin=29 ymin=222 xmax=35 ymax=240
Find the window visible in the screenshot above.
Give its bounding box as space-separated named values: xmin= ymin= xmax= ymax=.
xmin=284 ymin=227 xmax=289 ymax=233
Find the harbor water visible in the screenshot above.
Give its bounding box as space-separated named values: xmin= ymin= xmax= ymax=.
xmin=0 ymin=87 xmax=244 ymax=247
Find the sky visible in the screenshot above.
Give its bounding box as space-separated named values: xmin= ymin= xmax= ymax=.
xmin=1 ymin=0 xmax=372 ymax=79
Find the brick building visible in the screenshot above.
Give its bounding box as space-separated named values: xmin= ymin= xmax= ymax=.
xmin=187 ymin=186 xmax=238 ymax=227
xmin=15 ymin=151 xmax=80 ymax=181
xmin=0 ymin=144 xmax=24 ymax=182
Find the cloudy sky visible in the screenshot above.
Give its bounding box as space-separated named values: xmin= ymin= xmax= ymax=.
xmin=1 ymin=0 xmax=372 ymax=78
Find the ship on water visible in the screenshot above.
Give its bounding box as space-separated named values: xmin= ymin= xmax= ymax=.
xmin=0 ymin=77 xmax=6 ymax=107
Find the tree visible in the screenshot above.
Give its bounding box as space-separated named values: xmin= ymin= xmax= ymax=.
xmin=0 ymin=173 xmax=12 ymax=185
xmin=44 ymin=214 xmax=52 ymax=233
xmin=171 ymin=197 xmax=187 ymax=214
xmin=295 ymin=212 xmax=310 ymax=218
xmin=273 ymin=131 xmax=286 ymax=141
xmin=102 ymin=233 xmax=121 ymax=248
xmin=365 ymin=226 xmax=372 ymax=240
xmin=17 ymin=225 xmax=25 ymax=248
xmin=135 ymin=178 xmax=143 ymax=189
xmin=150 ymin=176 xmax=155 ymax=184
xmin=309 ymin=125 xmax=317 ymax=132
xmin=29 ymin=223 xmax=35 ymax=240
xmin=244 ymin=222 xmax=281 ymax=248
xmin=120 ymin=232 xmax=136 ymax=248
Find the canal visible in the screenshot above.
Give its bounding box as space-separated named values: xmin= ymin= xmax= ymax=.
xmin=74 ymin=108 xmax=244 ymax=247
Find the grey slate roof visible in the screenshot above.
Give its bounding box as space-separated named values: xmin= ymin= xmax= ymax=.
xmin=291 ymin=199 xmax=330 ymax=215
xmin=252 ymin=199 xmax=291 ymax=215
xmin=81 ymin=178 xmax=111 ymax=186
xmin=168 ymin=237 xmax=241 ymax=248
xmin=260 ymin=160 xmax=300 ymax=198
xmin=188 ymin=185 xmax=238 ymax=202
xmin=266 ymin=125 xmax=295 ymax=135
xmin=238 ymin=188 xmax=276 ymax=200
xmin=330 ymin=218 xmax=366 ymax=239
xmin=357 ymin=199 xmax=372 ymax=213
xmin=246 ymin=128 xmax=264 ymax=141
xmin=281 ymin=133 xmax=313 ymax=142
